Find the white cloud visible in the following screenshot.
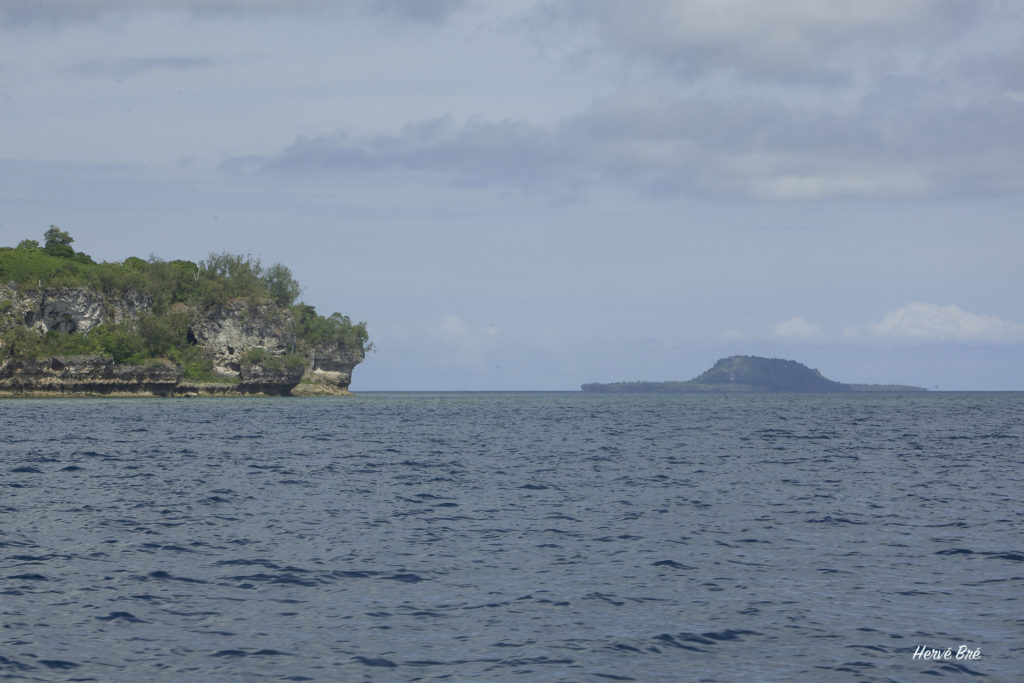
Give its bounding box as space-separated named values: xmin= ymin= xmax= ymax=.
xmin=868 ymin=302 xmax=1024 ymax=342
xmin=773 ymin=316 xmax=823 ymax=339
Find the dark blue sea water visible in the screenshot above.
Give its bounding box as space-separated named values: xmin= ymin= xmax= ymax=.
xmin=1 ymin=392 xmax=1021 ymax=681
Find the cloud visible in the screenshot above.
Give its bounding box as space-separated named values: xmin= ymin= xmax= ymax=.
xmin=363 ymin=0 xmax=470 ymax=25
xmin=216 ymin=0 xmax=1024 ymax=202
xmin=0 ymin=0 xmax=273 ymax=25
xmin=238 ymin=82 xmax=1024 ymax=200
xmin=71 ymin=56 xmax=222 ymax=80
xmin=250 ymin=116 xmax=581 ymax=193
xmin=867 ymin=302 xmax=1024 ymax=342
xmin=26 ymin=0 xmax=1018 ymax=202
xmin=773 ymin=316 xmax=823 ymax=339
xmin=0 ymin=0 xmax=468 ymax=26
xmin=536 ymin=0 xmax=992 ymax=84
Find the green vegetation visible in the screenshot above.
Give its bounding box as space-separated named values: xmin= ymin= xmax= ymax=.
xmin=167 ymin=345 xmax=221 ymax=382
xmin=581 ymin=380 xmax=747 ymax=393
xmin=690 ymin=356 xmax=850 ymax=392
xmin=240 ymin=347 xmax=307 ymax=372
xmin=847 ymin=383 xmax=927 ymax=392
xmin=0 ymin=228 xmax=371 ymax=377
xmin=2 ymin=322 xmax=146 ymax=364
xmin=0 ymin=231 xmax=308 ymax=311
xmin=292 ymin=305 xmax=372 ymax=354
xmin=43 ymin=226 xmax=84 ymax=260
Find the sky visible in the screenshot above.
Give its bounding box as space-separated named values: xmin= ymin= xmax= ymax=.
xmin=2 ymin=0 xmax=1023 ymax=390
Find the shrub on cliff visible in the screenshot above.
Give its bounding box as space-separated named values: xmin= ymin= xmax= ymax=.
xmin=1 ymin=235 xmax=299 ymax=313
xmin=89 ymin=324 xmax=147 ymax=364
xmin=195 ymin=253 xmax=300 ymax=308
xmin=292 ymin=305 xmax=370 ymax=353
xmin=0 ymin=322 xmax=148 ymax=364
xmin=240 ymin=347 xmax=270 ymax=366
xmin=1 ymin=326 xmax=46 ymax=360
xmin=264 ymin=263 xmax=301 ymax=307
xmin=166 ymin=345 xmax=218 ymax=382
xmin=239 ymin=348 xmax=306 ymax=372
xmin=136 ymin=310 xmax=190 ymax=357
xmin=43 ymin=226 xmax=76 ymax=259
xmin=1 ymin=246 xmax=84 ymax=287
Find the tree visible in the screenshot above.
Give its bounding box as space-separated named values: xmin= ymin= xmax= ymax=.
xmin=135 ymin=310 xmax=189 ymax=357
xmin=263 ymin=262 xmax=301 ymax=307
xmin=199 ymin=252 xmax=263 ymax=302
xmin=292 ymin=303 xmax=370 ymax=352
xmin=43 ymin=225 xmax=75 ymax=258
xmin=1 ymin=326 xmax=41 ymax=359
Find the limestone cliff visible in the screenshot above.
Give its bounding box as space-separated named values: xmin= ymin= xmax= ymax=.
xmin=0 ymin=284 xmax=152 ymax=336
xmin=190 ymin=300 xmax=296 ymax=376
xmin=294 ymin=340 xmax=365 ymax=396
xmin=0 ymin=232 xmax=370 ymax=396
xmin=0 ymin=283 xmax=364 ymax=397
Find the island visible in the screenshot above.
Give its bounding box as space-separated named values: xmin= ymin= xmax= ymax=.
xmin=581 ymin=355 xmax=926 ymax=393
xmin=0 ymin=227 xmax=370 ymax=396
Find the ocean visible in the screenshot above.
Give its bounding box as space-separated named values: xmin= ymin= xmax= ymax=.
xmin=1 ymin=392 xmax=1021 ymax=681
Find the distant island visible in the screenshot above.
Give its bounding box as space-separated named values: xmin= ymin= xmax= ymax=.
xmin=0 ymin=227 xmax=370 ymax=396
xmin=582 ymin=355 xmax=926 ymax=393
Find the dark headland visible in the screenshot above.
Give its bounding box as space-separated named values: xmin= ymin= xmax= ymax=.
xmin=582 ymin=355 xmax=926 ymax=393
xmin=0 ymin=227 xmax=370 ymax=396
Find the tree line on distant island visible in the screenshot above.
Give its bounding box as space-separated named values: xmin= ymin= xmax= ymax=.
xmin=0 ymin=227 xmax=370 ymax=381
xmin=582 ymin=355 xmax=926 ymax=393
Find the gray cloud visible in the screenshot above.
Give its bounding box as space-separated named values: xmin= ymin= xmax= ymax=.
xmin=234 ymin=82 xmax=1024 ymax=201
xmin=534 ymin=0 xmax=994 ymax=84
xmin=250 ymin=116 xmax=582 ymax=193
xmin=0 ymin=0 xmax=237 ymax=25
xmin=213 ymin=1 xmax=1023 ymax=201
xmin=362 ymin=0 xmax=470 ymax=25
xmin=71 ymin=56 xmax=222 ymax=80
xmin=0 ymin=0 xmax=468 ymax=26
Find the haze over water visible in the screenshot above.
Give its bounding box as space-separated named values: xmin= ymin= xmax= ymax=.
xmin=2 ymin=392 xmax=1021 ymax=681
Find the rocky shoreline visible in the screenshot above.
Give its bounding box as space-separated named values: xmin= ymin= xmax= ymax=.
xmin=0 ymin=355 xmax=347 ymax=397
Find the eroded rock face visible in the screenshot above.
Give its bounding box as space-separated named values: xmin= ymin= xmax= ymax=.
xmin=304 ymin=341 xmax=365 ymax=393
xmin=1 ymin=285 xmax=152 ymax=335
xmin=189 ymin=301 xmax=296 ymax=376
xmin=239 ymin=363 xmax=305 ymax=396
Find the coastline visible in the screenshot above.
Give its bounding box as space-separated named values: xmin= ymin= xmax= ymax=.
xmin=0 ymin=381 xmax=353 ymax=398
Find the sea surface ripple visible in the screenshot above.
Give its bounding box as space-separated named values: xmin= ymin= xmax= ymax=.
xmin=1 ymin=392 xmax=1022 ymax=681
